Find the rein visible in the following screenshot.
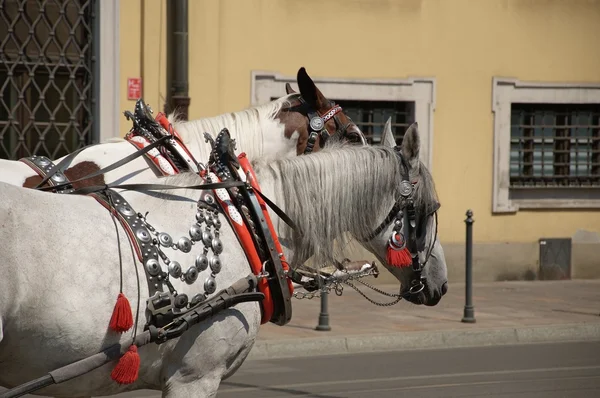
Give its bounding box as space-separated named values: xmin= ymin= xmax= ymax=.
xmin=68 ymin=179 xmax=299 ymax=233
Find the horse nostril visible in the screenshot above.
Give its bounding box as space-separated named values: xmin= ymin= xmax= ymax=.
xmin=441 ymin=281 xmax=448 ymax=295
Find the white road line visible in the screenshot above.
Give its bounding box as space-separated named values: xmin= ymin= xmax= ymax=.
xmin=219 ymin=365 xmax=600 ymax=394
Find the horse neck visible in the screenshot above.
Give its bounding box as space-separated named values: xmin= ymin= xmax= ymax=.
xmin=252 ymin=146 xmax=401 ymax=268
xmin=170 ymin=99 xmax=297 ymax=164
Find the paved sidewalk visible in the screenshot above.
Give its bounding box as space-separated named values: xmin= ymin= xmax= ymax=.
xmin=249 ymin=279 xmax=600 ymax=360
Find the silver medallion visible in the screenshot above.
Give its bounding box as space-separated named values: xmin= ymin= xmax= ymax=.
xmin=309 ymin=116 xmax=324 ymax=131
xmin=203 ymin=193 xmax=215 ymax=205
xmin=211 ymin=237 xmax=223 ymax=254
xmin=117 ymin=204 xmax=136 ymax=217
xmin=204 ymin=276 xmax=217 ymax=295
xmin=389 ymin=231 xmax=406 ymax=250
xmin=195 ymin=253 xmax=209 ymax=271
xmin=204 ymin=215 xmax=214 ymax=227
xmin=135 ymin=228 xmax=151 ymax=243
xmin=145 ymin=259 xmax=161 ymax=276
xmin=184 ymin=266 xmax=199 ymax=284
xmin=399 ymin=180 xmax=413 ymax=197
xmin=168 ymin=261 xmax=182 ymax=278
xmin=195 ymin=211 xmax=205 ymax=224
xmin=35 ymin=157 xmax=51 ymax=167
xmin=50 ymin=173 xmax=66 ymax=183
xmin=209 ymin=256 xmax=222 ymax=274
xmin=202 ymin=230 xmax=213 ymax=247
xmin=189 ymin=224 xmax=203 ymax=241
xmin=158 ymin=232 xmax=173 ymax=247
xmin=177 ymin=237 xmax=192 ymax=253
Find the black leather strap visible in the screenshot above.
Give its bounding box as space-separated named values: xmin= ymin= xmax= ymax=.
xmin=32 ymin=145 xmax=90 ymax=189
xmin=69 ymin=179 xmax=246 ymax=196
xmin=36 ymin=135 xmax=173 ymax=192
xmin=68 ymin=179 xmax=300 ymax=234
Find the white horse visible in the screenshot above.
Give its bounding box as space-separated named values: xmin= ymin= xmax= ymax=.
xmin=0 ymin=67 xmax=363 ymax=189
xmin=0 ymin=124 xmax=447 ymax=397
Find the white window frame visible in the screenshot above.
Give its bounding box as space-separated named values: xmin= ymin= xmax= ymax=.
xmin=251 ymin=71 xmax=436 ymax=171
xmin=98 ymin=0 xmax=120 ymax=142
xmin=492 ymin=77 xmax=600 ymax=213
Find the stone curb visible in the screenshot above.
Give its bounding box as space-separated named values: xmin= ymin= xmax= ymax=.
xmin=247 ymin=322 xmax=600 ymax=361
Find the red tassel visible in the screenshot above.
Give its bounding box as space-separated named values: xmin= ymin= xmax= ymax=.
xmin=387 ymin=246 xmax=412 ymax=267
xmin=111 ymin=345 xmax=140 ymax=384
xmin=109 ymin=293 xmax=133 ymax=333
xmin=387 ymin=233 xmax=413 ymax=268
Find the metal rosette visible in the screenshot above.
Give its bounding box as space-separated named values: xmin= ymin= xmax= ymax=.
xmin=309 ymin=116 xmax=325 ymax=132
xmin=20 ymin=156 xmax=74 ymax=194
xmin=399 ymin=180 xmax=413 ymax=198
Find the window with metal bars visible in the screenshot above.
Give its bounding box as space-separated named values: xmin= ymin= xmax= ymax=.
xmin=273 ymin=97 xmax=415 ymax=145
xmin=0 ymin=0 xmax=97 ymax=161
xmin=331 ymin=100 xmax=415 ymax=146
xmin=509 ymin=103 xmax=600 ymax=188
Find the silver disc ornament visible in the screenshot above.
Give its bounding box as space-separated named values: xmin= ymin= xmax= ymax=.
xmin=189 ymin=224 xmax=203 ymax=241
xmin=168 ymin=261 xmax=182 ymax=278
xmin=309 ymin=116 xmax=324 ymax=132
xmin=145 ymin=259 xmax=161 ymax=276
xmin=158 ymin=232 xmax=173 ymax=247
xmin=399 ymin=180 xmax=413 ymax=197
xmin=185 ymin=266 xmax=199 ymax=284
xmin=177 ymin=237 xmax=192 ymax=253
xmin=202 ymin=230 xmax=213 ymax=247
xmin=135 ymin=228 xmax=151 ymax=243
xmin=195 ymin=253 xmax=209 ymax=271
xmin=209 ymin=256 xmax=222 ymax=274
xmin=211 ymin=237 xmax=223 ymax=254
xmin=204 ymin=276 xmax=217 ymax=295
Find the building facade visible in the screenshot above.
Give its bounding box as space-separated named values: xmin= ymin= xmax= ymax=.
xmin=2 ymin=0 xmax=599 ymax=282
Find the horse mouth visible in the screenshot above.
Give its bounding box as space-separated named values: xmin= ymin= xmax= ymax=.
xmin=401 ymin=287 xmax=443 ymax=306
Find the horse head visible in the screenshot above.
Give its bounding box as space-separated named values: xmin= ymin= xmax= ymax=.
xmin=276 ymin=67 xmax=366 ymax=155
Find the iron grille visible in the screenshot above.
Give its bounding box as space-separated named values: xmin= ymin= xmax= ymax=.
xmin=0 ymin=0 xmax=97 ymax=161
xmin=510 ymin=103 xmax=600 ymax=187
xmin=332 ymin=100 xmax=415 ymax=146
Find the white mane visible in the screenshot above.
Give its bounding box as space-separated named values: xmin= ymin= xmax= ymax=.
xmin=167 ymin=94 xmax=301 ymax=161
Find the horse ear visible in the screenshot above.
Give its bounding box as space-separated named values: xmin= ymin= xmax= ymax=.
xmin=297 ymin=67 xmax=326 ymax=109
xmin=401 ymin=122 xmax=420 ymax=168
xmin=381 ymin=117 xmax=396 ymax=148
xmin=285 ymin=83 xmax=297 ymax=95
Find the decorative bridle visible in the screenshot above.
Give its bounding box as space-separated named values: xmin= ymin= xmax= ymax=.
xmin=288 ymin=97 xmax=365 ymax=154
xmin=364 ymin=147 xmax=440 ymax=297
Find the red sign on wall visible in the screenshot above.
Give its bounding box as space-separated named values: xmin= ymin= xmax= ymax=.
xmin=127 ymin=78 xmax=142 ymax=100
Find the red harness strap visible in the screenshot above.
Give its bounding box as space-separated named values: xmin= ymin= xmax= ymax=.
xmin=205 ymin=170 xmax=275 ymax=324
xmin=126 ymin=135 xmax=178 ymax=176
xmin=237 ymin=153 xmax=294 ymax=296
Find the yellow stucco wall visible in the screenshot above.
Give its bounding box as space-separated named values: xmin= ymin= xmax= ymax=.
xmin=119 ymin=0 xmax=600 ymax=245
xmin=119 ymin=0 xmax=167 ymax=136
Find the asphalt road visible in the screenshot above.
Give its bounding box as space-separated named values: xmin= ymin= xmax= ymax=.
xmin=4 ymin=341 xmax=600 ymax=397
xmin=217 ymin=341 xmax=600 ymax=398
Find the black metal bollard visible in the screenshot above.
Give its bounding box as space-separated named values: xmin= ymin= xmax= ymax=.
xmin=315 ymin=289 xmax=332 ymax=331
xmin=462 ymin=209 xmax=476 ymax=323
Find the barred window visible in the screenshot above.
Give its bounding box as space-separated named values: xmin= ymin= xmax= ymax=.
xmin=331 ymin=100 xmax=415 ymax=146
xmin=0 ymin=0 xmax=96 ymax=160
xmin=509 ymin=103 xmax=600 ymax=188
xmin=270 ymin=97 xmax=415 ymax=146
